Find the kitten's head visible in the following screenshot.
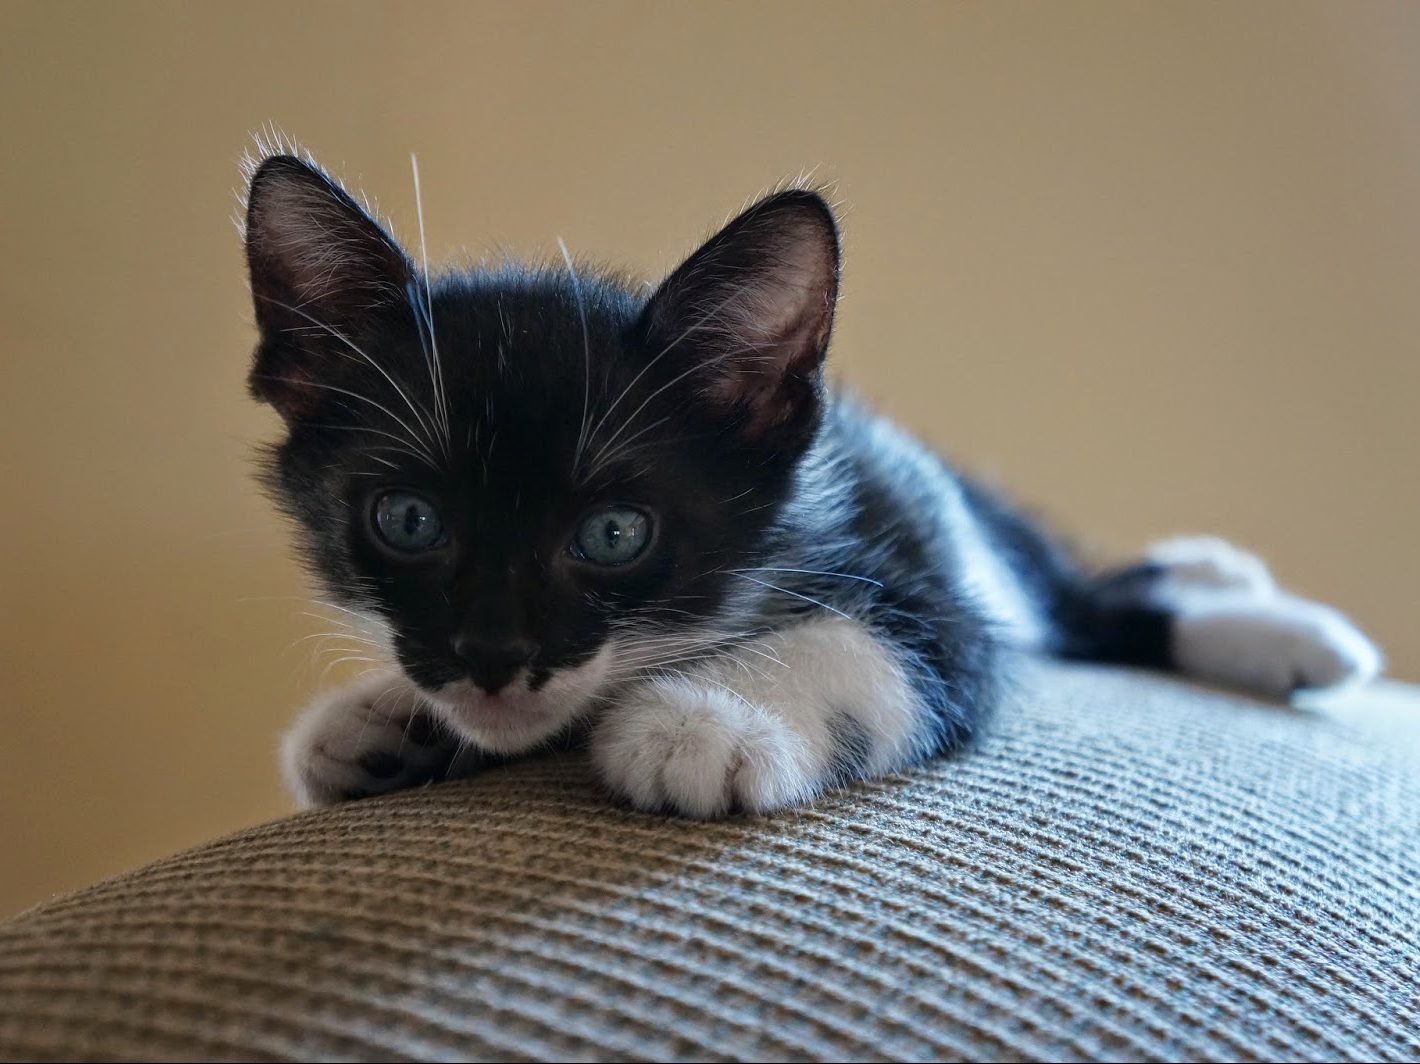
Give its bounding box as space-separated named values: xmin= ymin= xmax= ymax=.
xmin=244 ymin=153 xmax=839 ymax=752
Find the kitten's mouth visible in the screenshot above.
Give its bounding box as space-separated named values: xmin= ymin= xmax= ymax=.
xmin=419 ymin=674 xmax=576 ymax=755
xmin=429 ymin=678 xmax=550 ymax=727
xmin=410 ymin=646 xmax=614 ymax=756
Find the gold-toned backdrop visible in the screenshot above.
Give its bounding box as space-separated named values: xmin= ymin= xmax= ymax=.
xmin=2 ymin=1 xmax=1416 ymax=916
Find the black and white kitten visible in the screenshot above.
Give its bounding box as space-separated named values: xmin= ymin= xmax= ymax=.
xmin=243 ymin=150 xmax=1382 ymax=817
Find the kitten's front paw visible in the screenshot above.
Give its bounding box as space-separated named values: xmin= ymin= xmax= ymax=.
xmin=591 ymin=678 xmax=815 ymax=818
xmin=281 ymin=672 xmax=461 ymax=807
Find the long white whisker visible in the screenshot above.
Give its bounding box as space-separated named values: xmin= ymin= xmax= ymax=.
xmin=303 ymin=423 xmax=440 ymax=470
xmin=605 ymin=625 xmax=790 ymax=678
xmin=306 ymin=601 xmax=390 ymax=633
xmin=729 ymin=567 xmax=883 ymax=588
xmin=250 ymin=374 xmax=438 ymax=465
xmin=292 ymin=619 xmax=389 ymax=642
xmin=729 ymin=573 xmax=852 ymax=621
xmin=581 ymin=415 xmax=672 ymax=478
xmin=253 ymin=293 xmax=440 ymax=452
xmin=558 ymin=237 xmax=594 ymax=474
xmin=586 ymin=342 xmax=761 ymax=472
xmin=410 ymin=152 xmax=451 ymax=458
xmin=581 ymin=285 xmax=750 ymax=469
xmin=291 ymin=630 xmax=387 ymax=650
xmin=318 ymin=653 xmax=380 ymax=686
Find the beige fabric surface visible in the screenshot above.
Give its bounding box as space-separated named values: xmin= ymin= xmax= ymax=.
xmin=1 ymin=662 xmax=1416 ymax=1062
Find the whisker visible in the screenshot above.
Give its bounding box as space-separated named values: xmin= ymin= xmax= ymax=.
xmin=585 ymin=340 xmax=770 ymax=474
xmin=308 ymin=599 xmax=383 ymax=622
xmin=580 ymin=283 xmax=752 ymax=471
xmin=318 ymin=653 xmax=379 ymax=687
xmin=257 ymin=375 xmax=438 ymax=463
xmin=728 ymin=573 xmax=853 ymax=621
xmin=301 ymin=423 xmax=440 ymax=470
xmin=581 ymin=415 xmax=672 ymax=478
xmin=729 ymin=567 xmax=883 ymax=588
xmin=558 ymin=237 xmax=594 ymax=474
xmin=290 ymin=630 xmax=387 ymax=651
xmin=410 ymin=152 xmax=452 ymax=458
xmin=253 ymin=293 xmax=440 ymax=453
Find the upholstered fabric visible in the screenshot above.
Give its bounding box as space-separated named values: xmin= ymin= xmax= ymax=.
xmin=1 ymin=662 xmax=1416 ymax=1062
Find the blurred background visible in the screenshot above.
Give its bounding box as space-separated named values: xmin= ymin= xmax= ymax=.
xmin=2 ymin=1 xmax=1416 ymax=916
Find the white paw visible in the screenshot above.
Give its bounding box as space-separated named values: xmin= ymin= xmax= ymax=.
xmin=1147 ymin=535 xmax=1276 ymax=596
xmin=1172 ymin=593 xmax=1383 ymax=697
xmin=281 ymin=671 xmax=461 ymax=807
xmin=591 ymin=677 xmax=816 ymax=818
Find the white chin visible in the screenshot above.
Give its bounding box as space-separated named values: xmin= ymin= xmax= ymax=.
xmin=420 ymin=647 xmax=612 ymax=756
xmin=425 ymin=681 xmax=573 ymax=754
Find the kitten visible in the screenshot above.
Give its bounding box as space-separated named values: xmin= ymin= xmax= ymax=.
xmin=243 ymin=149 xmax=1382 ymax=817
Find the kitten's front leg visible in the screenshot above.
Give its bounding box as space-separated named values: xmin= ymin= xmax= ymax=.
xmin=592 ymin=617 xmax=929 ymax=818
xmin=281 ymin=671 xmax=468 ymax=807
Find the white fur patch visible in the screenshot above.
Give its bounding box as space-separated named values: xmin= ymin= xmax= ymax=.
xmin=949 ymin=496 xmax=1048 ymax=650
xmin=859 ymin=415 xmax=1046 ymax=649
xmin=1144 ymin=536 xmax=1382 ymax=697
xmin=591 ymin=615 xmax=921 ymax=817
xmin=1170 ymin=592 xmax=1382 ymax=697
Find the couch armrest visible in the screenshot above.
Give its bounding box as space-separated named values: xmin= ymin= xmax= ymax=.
xmin=1 ymin=662 xmax=1416 ymax=1062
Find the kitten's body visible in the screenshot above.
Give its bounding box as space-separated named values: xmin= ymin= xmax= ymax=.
xmin=244 ymin=150 xmax=1381 ymax=816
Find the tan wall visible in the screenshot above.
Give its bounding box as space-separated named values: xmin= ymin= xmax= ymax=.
xmin=2 ymin=1 xmax=1416 ymax=916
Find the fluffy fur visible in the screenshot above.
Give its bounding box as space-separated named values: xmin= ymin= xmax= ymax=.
xmin=243 ymin=148 xmax=1383 ymax=818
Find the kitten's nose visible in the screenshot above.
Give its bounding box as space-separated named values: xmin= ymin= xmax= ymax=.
xmin=450 ymin=635 xmax=538 ymax=694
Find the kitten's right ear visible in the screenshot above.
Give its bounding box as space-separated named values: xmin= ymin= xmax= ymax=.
xmin=244 ymin=155 xmax=413 ymax=421
xmin=639 ymin=188 xmax=840 ymax=446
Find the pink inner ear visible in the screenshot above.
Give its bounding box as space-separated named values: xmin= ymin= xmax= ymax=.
xmin=245 ymin=159 xmax=415 ymax=424
xmin=703 ymin=302 xmax=829 ymax=395
xmin=246 ymin=160 xmax=411 ymax=321
xmin=695 ymin=221 xmax=838 ymax=430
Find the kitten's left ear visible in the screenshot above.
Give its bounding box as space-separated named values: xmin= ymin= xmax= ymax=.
xmin=641 ymin=188 xmax=840 ymax=441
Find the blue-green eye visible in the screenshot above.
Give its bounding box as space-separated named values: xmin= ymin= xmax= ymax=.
xmin=573 ymin=506 xmax=652 ymax=566
xmin=372 ymin=491 xmax=445 ymax=553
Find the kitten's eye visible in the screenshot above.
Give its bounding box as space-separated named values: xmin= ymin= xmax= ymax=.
xmin=372 ymin=491 xmax=446 ymax=553
xmin=572 ymin=506 xmax=652 ymax=567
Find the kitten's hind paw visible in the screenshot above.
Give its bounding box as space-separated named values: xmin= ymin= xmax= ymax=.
xmin=1172 ymin=593 xmax=1383 ymax=698
xmin=1146 ymin=535 xmax=1276 ymax=596
xmin=1136 ymin=535 xmax=1381 ymax=698
xmin=281 ymin=672 xmax=462 ymax=807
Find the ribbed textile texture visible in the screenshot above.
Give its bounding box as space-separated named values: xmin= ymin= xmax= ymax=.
xmin=1 ymin=662 xmax=1416 ymax=1062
